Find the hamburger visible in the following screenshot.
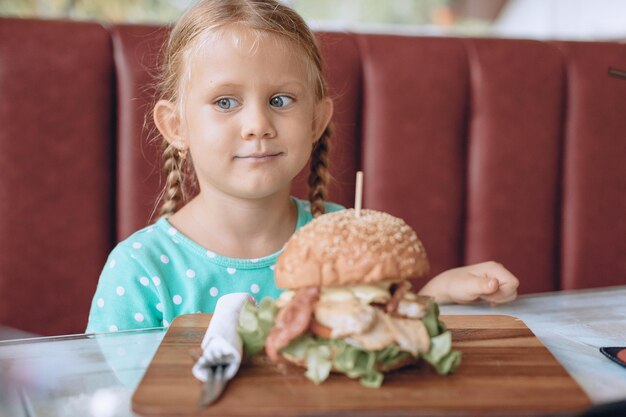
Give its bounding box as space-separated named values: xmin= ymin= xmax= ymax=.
xmin=238 ymin=209 xmax=461 ymax=387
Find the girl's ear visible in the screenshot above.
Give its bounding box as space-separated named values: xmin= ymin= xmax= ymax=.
xmin=312 ymin=97 xmax=334 ymax=143
xmin=154 ymin=99 xmax=186 ymax=149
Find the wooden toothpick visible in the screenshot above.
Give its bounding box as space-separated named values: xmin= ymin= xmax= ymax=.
xmin=355 ymin=171 xmax=363 ymax=217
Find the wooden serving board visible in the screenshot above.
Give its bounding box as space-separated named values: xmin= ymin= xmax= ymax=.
xmin=132 ymin=314 xmax=590 ymax=417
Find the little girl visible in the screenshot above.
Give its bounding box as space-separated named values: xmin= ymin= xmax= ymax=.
xmin=86 ymin=0 xmax=518 ymax=333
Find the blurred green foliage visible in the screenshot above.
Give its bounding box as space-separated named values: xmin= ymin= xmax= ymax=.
xmin=0 ymin=0 xmax=186 ymax=23
xmin=295 ymin=0 xmax=449 ymax=26
xmin=0 ymin=0 xmax=454 ymax=26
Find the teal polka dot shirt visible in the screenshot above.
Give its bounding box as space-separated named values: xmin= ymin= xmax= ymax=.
xmin=86 ymin=197 xmax=344 ymax=333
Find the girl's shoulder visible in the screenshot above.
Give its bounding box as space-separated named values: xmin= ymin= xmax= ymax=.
xmin=292 ymin=196 xmax=345 ymax=231
xmin=291 ymin=196 xmax=345 ymax=214
xmin=105 ymin=218 xmax=189 ymax=268
xmin=113 ymin=218 xmax=174 ymax=252
xmin=323 ymin=200 xmax=345 ymax=213
xmin=109 ymin=217 xmax=280 ymax=270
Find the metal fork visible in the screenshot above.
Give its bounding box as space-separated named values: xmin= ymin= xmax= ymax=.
xmin=197 ymin=362 xmax=230 ymax=409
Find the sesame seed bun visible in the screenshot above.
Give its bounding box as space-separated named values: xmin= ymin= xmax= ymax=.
xmin=274 ymin=209 xmax=429 ymax=289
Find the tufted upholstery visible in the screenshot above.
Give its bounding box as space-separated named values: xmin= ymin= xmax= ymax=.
xmin=0 ymin=18 xmax=625 ymax=335
xmin=0 ymin=19 xmax=114 ymax=336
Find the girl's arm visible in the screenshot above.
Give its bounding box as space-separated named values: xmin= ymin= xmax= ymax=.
xmin=418 ymin=261 xmax=519 ymax=305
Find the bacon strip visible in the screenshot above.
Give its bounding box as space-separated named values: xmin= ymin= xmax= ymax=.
xmin=385 ymin=281 xmax=412 ymax=315
xmin=265 ymin=287 xmax=320 ymax=363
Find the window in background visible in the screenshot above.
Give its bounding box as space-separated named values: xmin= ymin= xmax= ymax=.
xmin=290 ymin=0 xmax=498 ymax=36
xmin=0 ymin=0 xmax=624 ymax=41
xmin=0 ymin=0 xmax=489 ymax=32
xmin=494 ymin=0 xmax=626 ymax=40
xmin=0 ymin=0 xmax=189 ymax=23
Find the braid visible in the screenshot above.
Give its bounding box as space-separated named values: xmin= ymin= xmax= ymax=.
xmin=158 ymin=144 xmax=187 ymax=218
xmin=308 ymin=124 xmax=333 ymax=218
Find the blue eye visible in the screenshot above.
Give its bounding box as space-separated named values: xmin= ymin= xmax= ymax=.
xmin=216 ymin=98 xmax=239 ymax=110
xmin=270 ymin=95 xmax=294 ymax=108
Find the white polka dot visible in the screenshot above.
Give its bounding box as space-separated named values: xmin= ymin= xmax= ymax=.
xmin=97 ymin=298 xmax=104 ymax=308
xmin=210 ymin=287 xmax=218 ymax=297
xmin=250 ymin=284 xmax=260 ymax=294
xmin=226 ymin=267 xmax=237 ymax=275
xmin=186 ymin=269 xmax=196 ymax=278
xmin=116 ymin=286 xmax=125 ymax=296
xmin=156 ymin=303 xmax=163 ymax=312
xmin=168 ymin=227 xmax=177 ymax=236
xmin=109 ymin=259 xmax=116 ymax=269
xmin=139 ymin=276 xmax=150 ymax=286
xmin=269 ymin=265 xmax=275 ymax=271
xmin=134 ymin=313 xmax=144 ymax=322
xmin=132 ymin=242 xmax=142 ymax=249
xmin=173 ymin=295 xmax=182 ymax=305
xmin=250 ymin=258 xmax=259 ymax=263
xmin=160 ymin=255 xmax=170 ymax=264
xmin=206 ymin=250 xmax=216 ymax=258
xmin=304 ymin=205 xmax=311 ymax=213
xmin=152 ymin=276 xmax=161 ymax=286
xmin=147 ymin=227 xmax=154 ymax=233
xmin=108 ymin=325 xmax=118 ymax=332
xmin=172 ymin=238 xmax=180 ymax=244
xmin=163 ymin=319 xmax=170 ymax=327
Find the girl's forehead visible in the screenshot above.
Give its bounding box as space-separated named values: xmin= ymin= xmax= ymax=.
xmin=179 ymin=25 xmax=316 ymax=94
xmin=187 ymin=26 xmax=307 ymax=70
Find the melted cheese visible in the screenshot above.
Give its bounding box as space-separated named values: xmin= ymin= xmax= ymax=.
xmin=347 ymin=285 xmax=391 ymax=304
xmin=403 ymin=291 xmax=417 ymax=301
xmin=320 ymin=283 xmax=391 ymax=305
xmin=275 ymin=290 xmax=295 ymax=308
xmin=320 ymin=287 xmax=355 ymax=302
xmin=279 ymin=281 xmax=399 ymax=308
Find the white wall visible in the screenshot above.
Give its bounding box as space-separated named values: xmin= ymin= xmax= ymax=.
xmin=494 ymin=0 xmax=626 ymax=40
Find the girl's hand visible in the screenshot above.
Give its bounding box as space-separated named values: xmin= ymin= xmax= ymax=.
xmin=419 ymin=261 xmax=519 ymax=305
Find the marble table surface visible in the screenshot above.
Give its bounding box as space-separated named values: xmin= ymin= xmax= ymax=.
xmin=440 ymin=285 xmax=626 ymax=404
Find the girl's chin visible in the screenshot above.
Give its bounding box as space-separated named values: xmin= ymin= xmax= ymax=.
xmin=224 ymin=181 xmax=294 ymax=200
xmin=199 ymin=165 xmax=305 ymax=199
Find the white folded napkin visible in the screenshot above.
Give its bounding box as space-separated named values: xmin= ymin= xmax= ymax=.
xmin=192 ymin=292 xmax=255 ymax=381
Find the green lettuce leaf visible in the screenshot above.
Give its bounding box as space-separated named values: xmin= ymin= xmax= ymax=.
xmin=434 ymin=350 xmax=462 ymax=375
xmin=281 ymin=333 xmax=318 ymax=360
xmin=282 ymin=335 xmax=333 ymax=384
xmin=360 ymin=370 xmax=384 ymax=388
xmin=237 ymin=297 xmax=277 ymax=357
xmin=304 ymin=344 xmax=333 ymax=384
xmin=421 ymin=330 xmax=462 ymax=374
xmin=422 ymin=299 xmax=440 ymax=337
xmin=332 ymin=341 xmax=359 ymax=371
xmin=422 ymin=331 xmax=452 ymax=364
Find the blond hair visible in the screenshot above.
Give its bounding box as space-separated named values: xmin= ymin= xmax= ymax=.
xmin=155 ymin=0 xmax=332 ymax=219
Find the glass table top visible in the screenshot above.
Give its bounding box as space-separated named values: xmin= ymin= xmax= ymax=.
xmin=0 ymin=328 xmax=165 ymax=417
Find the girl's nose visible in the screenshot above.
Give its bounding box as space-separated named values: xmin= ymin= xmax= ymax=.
xmin=240 ymin=104 xmax=277 ymax=140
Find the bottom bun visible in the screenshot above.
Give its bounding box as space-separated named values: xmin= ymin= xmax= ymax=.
xmin=281 ymin=345 xmax=419 ymax=374
xmin=377 ymin=354 xmax=418 ymax=372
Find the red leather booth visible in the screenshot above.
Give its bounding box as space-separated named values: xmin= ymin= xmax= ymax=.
xmin=1 ymin=18 xmax=625 ymax=336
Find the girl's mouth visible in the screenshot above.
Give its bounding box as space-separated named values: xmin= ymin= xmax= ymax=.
xmin=234 ymin=152 xmax=284 ymax=161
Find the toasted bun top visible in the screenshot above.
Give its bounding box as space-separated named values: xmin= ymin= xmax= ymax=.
xmin=275 ymin=209 xmax=429 ymax=289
